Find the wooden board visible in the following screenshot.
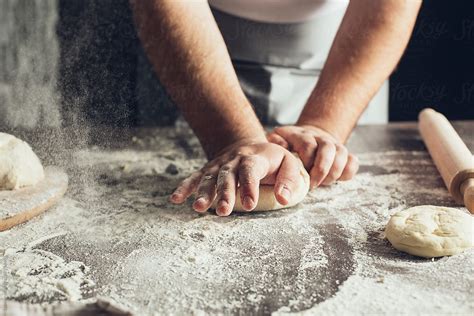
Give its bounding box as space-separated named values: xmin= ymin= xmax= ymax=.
xmin=0 ymin=166 xmax=68 ymax=231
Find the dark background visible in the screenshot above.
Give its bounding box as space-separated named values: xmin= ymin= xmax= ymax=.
xmin=389 ymin=0 xmax=474 ymax=121
xmin=56 ymin=0 xmax=474 ymax=126
xmin=40 ymin=0 xmax=474 ymax=126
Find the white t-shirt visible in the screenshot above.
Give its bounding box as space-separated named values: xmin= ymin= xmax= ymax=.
xmin=209 ymin=0 xmax=349 ymax=24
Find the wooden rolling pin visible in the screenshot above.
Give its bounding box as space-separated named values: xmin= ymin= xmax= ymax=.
xmin=419 ymin=108 xmax=474 ymax=213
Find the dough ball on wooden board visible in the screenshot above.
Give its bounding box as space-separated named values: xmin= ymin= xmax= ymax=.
xmin=212 ymin=158 xmax=310 ymax=212
xmin=385 ymin=205 xmax=474 ymax=258
xmin=0 ymin=133 xmax=44 ymax=190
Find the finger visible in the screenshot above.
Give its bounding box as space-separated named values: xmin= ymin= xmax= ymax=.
xmin=274 ymin=129 xmax=316 ymax=169
xmin=267 ymin=133 xmax=289 ymax=149
xmin=238 ymin=155 xmax=269 ymax=211
xmin=273 ymin=126 xmax=299 ymax=152
xmin=273 ymin=126 xmax=297 ymax=138
xmin=215 ymin=159 xmax=240 ymax=216
xmin=170 ymin=171 xmax=202 ymax=204
xmin=291 ymin=134 xmax=317 ymax=170
xmin=274 ymin=154 xmax=301 ymax=205
xmin=321 ymin=144 xmax=348 ymax=186
xmin=339 ymin=154 xmax=359 ymax=181
xmin=193 ymin=166 xmax=219 ymax=213
xmin=310 ymin=139 xmax=337 ymax=188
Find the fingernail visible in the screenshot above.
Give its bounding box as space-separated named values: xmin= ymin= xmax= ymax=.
xmin=217 ymin=201 xmax=229 ymax=215
xmin=193 ymin=197 xmax=207 ymax=209
xmin=277 ymin=184 xmax=291 ymax=201
xmin=280 ymin=187 xmax=291 ymax=201
xmin=243 ymin=196 xmax=253 ymax=210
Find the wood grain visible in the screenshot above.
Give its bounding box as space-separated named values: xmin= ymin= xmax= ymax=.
xmin=0 ymin=166 xmax=68 ymax=231
xmin=419 ymin=108 xmax=474 ymax=213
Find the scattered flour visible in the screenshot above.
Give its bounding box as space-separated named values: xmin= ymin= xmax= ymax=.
xmin=0 ymin=128 xmax=472 ymax=315
xmin=1 ymin=234 xmax=94 ymax=304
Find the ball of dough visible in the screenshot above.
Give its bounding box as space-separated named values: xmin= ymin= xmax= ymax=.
xmin=385 ymin=205 xmax=474 ymax=258
xmin=212 ymin=158 xmax=310 ymax=212
xmin=0 ymin=133 xmax=45 ymax=190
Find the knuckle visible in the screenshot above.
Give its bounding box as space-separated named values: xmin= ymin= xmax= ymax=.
xmin=349 ymin=162 xmax=359 ymax=174
xmin=230 ymin=153 xmax=241 ymax=161
xmin=347 ymin=156 xmax=359 ymax=169
xmin=240 ymin=177 xmax=256 ymax=186
xmin=220 ymin=164 xmax=234 ymax=172
xmin=217 ymin=180 xmax=232 ymax=191
xmin=349 ymin=154 xmax=360 ymax=164
xmin=336 ymin=144 xmax=348 ymax=154
xmin=196 ymin=189 xmax=212 ymax=198
xmin=216 ymin=175 xmax=230 ymax=187
xmin=203 ymin=161 xmax=215 ymax=170
xmin=195 ymin=191 xmax=208 ymax=199
xmin=240 ymin=159 xmax=257 ymax=172
xmin=219 ymin=187 xmax=232 ymax=195
xmin=274 ymin=126 xmax=285 ymax=134
xmin=315 ymin=136 xmax=327 ymax=145
xmin=325 ymin=142 xmax=336 ymax=151
xmin=174 ymin=187 xmax=185 ymax=195
xmin=326 ymin=171 xmax=339 ymax=182
xmin=279 ymin=177 xmax=298 ymax=188
xmin=238 ymin=154 xmax=252 ymax=162
xmin=320 ymin=152 xmax=336 ymax=164
xmin=267 ymin=133 xmax=278 ymax=140
xmin=314 ymin=163 xmax=329 ymax=175
xmin=323 ymin=179 xmax=336 ymax=186
xmin=318 ymin=138 xmax=335 ymax=148
xmin=202 ymin=173 xmax=215 ymax=181
xmin=180 ymin=178 xmax=195 ymax=188
xmin=239 ymin=166 xmax=253 ymax=176
xmin=297 ymin=141 xmax=314 ymax=153
xmin=241 ymin=158 xmax=254 ymax=166
xmin=218 ymin=190 xmax=233 ymax=201
xmin=332 ymin=155 xmax=346 ymax=167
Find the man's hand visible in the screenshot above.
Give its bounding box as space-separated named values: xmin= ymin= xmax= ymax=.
xmin=170 ymin=141 xmax=303 ymax=216
xmin=267 ymin=125 xmax=359 ymax=188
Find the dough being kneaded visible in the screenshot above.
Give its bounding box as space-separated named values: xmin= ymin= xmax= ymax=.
xmin=212 ymin=157 xmax=310 ymax=212
xmin=0 ymin=133 xmax=44 ymax=190
xmin=385 ymin=205 xmax=474 ymax=258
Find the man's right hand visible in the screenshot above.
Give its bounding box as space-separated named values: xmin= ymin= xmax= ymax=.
xmin=170 ymin=141 xmax=303 ymax=216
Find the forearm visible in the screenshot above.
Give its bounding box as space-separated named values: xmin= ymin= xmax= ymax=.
xmin=131 ymin=0 xmax=266 ymax=158
xmin=298 ymin=0 xmax=422 ymax=142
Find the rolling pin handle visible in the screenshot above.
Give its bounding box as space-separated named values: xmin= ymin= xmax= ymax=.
xmin=460 ymin=178 xmax=474 ymax=214
xmin=419 ymin=108 xmax=474 ymax=212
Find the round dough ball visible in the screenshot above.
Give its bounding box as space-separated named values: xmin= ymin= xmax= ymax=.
xmin=385 ymin=205 xmax=474 ymax=258
xmin=0 ymin=133 xmax=45 ymax=190
xmin=212 ymin=158 xmax=310 ymax=212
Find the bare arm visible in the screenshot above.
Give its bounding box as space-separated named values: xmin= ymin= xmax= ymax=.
xmin=268 ymin=0 xmax=421 ymax=188
xmin=132 ymin=0 xmax=304 ymax=215
xmin=297 ymin=0 xmax=422 ymax=142
xmin=130 ymin=0 xmax=266 ymax=158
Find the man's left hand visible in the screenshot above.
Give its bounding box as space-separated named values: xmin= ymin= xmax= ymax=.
xmin=267 ymin=125 xmax=359 ymax=189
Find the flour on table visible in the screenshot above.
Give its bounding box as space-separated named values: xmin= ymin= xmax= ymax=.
xmin=1 ymin=237 xmax=94 ymax=304
xmin=0 ymin=124 xmax=473 ymax=315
